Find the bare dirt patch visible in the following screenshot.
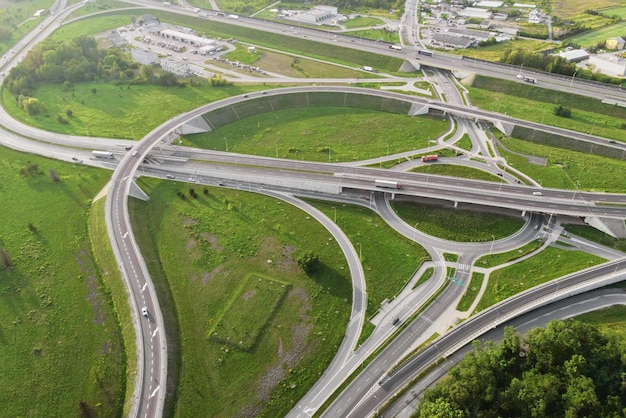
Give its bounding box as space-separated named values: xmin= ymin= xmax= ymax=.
xmin=242 ymin=290 xmax=257 ymax=300
xmin=200 ymin=232 xmax=222 ymax=251
xmin=236 ymin=287 xmax=313 ymax=417
xmin=202 ymin=266 xmax=222 ymax=286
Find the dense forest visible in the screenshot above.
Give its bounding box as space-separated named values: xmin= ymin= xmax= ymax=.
xmin=416 ymin=320 xmax=626 ymax=418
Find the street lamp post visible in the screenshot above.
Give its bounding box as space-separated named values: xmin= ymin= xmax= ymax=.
xmin=489 ymin=235 xmax=495 ymax=255
xmin=570 ymin=70 xmax=577 ymax=87
xmin=224 ymin=137 xmax=228 ymax=152
xmin=332 ymin=206 xmax=336 ymax=223
xmin=357 ymin=242 xmax=362 ymax=261
xmin=413 ymin=222 xmax=419 ymax=241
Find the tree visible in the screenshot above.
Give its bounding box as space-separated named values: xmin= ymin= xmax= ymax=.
xmin=49 ymin=169 xmax=60 ymax=182
xmin=91 ymin=87 xmax=97 ymax=95
xmin=553 ymin=104 xmax=572 ymax=118
xmin=417 ymin=320 xmax=626 ymax=418
xmin=297 ymin=251 xmax=321 ymax=274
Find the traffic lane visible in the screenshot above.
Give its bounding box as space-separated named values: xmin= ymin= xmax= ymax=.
xmin=324 ymin=281 xmax=464 ymax=417
xmin=331 ymin=260 xmax=626 ymax=417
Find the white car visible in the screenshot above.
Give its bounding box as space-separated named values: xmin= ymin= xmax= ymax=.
xmin=532 ymin=191 xmax=543 ymax=196
xmin=141 ymin=307 xmax=148 ymax=317
xmin=188 ymin=177 xmax=196 ymax=182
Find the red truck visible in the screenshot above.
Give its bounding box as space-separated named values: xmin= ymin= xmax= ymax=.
xmin=421 ymin=155 xmax=438 ymax=162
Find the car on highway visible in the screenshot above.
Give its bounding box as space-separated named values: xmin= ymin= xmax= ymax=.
xmin=72 ymin=157 xmax=78 ymax=161
xmin=132 ymin=151 xmax=138 ymax=156
xmin=166 ymin=174 xmax=175 ymax=179
xmin=188 ymin=177 xmax=196 ymax=182
xmin=142 ymin=307 xmax=149 ymax=317
xmin=608 ymin=140 xmax=616 ymax=144
xmin=392 ymin=317 xmax=400 ymax=326
xmin=533 ymin=191 xmax=543 ymax=196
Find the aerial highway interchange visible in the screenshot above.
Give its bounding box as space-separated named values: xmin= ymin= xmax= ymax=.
xmin=1 ymin=1 xmax=626 ymax=417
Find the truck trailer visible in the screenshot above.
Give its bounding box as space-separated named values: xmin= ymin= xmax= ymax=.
xmin=389 ymin=44 xmax=402 ymax=51
xmin=92 ymin=150 xmax=114 ymax=159
xmin=375 ymin=179 xmax=401 ymax=189
xmin=421 ymin=155 xmax=438 ymax=162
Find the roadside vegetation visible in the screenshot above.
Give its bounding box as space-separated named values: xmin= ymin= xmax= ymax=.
xmin=184 ymin=107 xmax=449 ymax=162
xmin=576 ymin=304 xmax=626 ymax=341
xmin=0 ymin=147 xmax=125 ymax=417
xmin=456 ymin=272 xmax=484 ymax=312
xmin=305 ymin=199 xmax=428 ymax=317
xmin=475 ymin=239 xmax=545 ymax=269
xmin=411 ymin=164 xmax=505 ymax=182
xmin=417 ymin=320 xmax=626 ymax=417
xmin=475 ymin=247 xmax=605 ymax=312
xmin=497 ymin=136 xmax=626 ymax=193
xmin=467 ymin=76 xmax=626 ymax=140
xmin=564 ymin=224 xmax=626 ymax=252
xmin=130 ymin=179 xmax=353 ymax=417
xmin=392 ymin=202 xmax=525 ymax=242
xmin=0 ymin=0 xmax=53 ymax=54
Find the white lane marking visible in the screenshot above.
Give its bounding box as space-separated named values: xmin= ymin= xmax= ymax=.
xmin=152 ymin=327 xmax=159 ymax=338
xmin=123 ymin=231 xmax=128 ymax=239
xmin=142 ymin=283 xmax=147 ymax=292
xmin=150 ymin=385 xmax=160 ymax=398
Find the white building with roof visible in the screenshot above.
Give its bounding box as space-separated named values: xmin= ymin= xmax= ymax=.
xmin=159 ymin=29 xmax=214 ymax=47
xmin=476 ymin=1 xmax=503 ymax=7
xmin=558 ymin=49 xmax=589 ymax=63
xmin=589 ymin=54 xmax=626 ymax=78
xmin=456 ymin=7 xmax=492 ymax=19
xmin=294 ymin=6 xmax=337 ymax=24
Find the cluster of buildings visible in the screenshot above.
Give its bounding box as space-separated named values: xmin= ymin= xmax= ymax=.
xmin=557 ymin=37 xmax=626 ymax=78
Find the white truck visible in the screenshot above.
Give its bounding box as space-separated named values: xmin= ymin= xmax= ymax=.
xmin=375 ymin=179 xmax=401 ymax=189
xmin=92 ymin=150 xmax=114 ymax=159
xmin=389 ymin=44 xmax=402 ymax=51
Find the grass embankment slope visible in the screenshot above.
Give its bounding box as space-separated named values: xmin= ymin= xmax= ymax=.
xmin=130 ymin=179 xmax=353 ymax=417
xmin=0 ymin=148 xmax=125 ymax=416
xmin=475 ymin=247 xmax=606 ymax=312
xmin=498 ymin=136 xmax=626 ymax=193
xmin=306 ymin=199 xmax=429 ymax=317
xmin=185 ymin=107 xmax=449 ymax=161
xmin=467 ymin=75 xmax=626 ymax=141
xmin=391 ymin=202 xmax=525 ymax=242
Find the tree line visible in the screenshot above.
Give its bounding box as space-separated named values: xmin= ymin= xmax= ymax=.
xmin=416 ymin=319 xmax=626 ymax=418
xmin=2 ymin=35 xmax=184 ymax=99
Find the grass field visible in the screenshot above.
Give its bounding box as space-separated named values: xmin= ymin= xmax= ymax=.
xmin=475 ymin=239 xmax=545 ymax=269
xmin=467 ymin=76 xmax=626 ymax=141
xmin=475 ymin=247 xmax=606 ymax=312
xmin=411 ymin=164 xmax=505 ymax=182
xmin=564 ymin=21 xmax=626 ymax=47
xmin=344 ymin=28 xmax=400 ymax=44
xmin=497 ymin=137 xmax=626 ymax=193
xmin=0 ymin=146 xmax=125 ymax=416
xmin=1 ymin=82 xmax=252 ymax=139
xmin=553 ymin=0 xmax=626 ymax=19
xmin=306 ymin=199 xmax=428 ymax=317
xmin=601 ymin=6 xmax=626 ymax=19
xmin=450 ymin=38 xmax=556 ymax=61
xmin=342 ymin=16 xmax=385 ymax=29
xmin=184 ymin=108 xmax=449 ymax=162
xmin=130 ymin=179 xmax=353 ymax=417
xmin=391 ymin=202 xmax=526 ymax=242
